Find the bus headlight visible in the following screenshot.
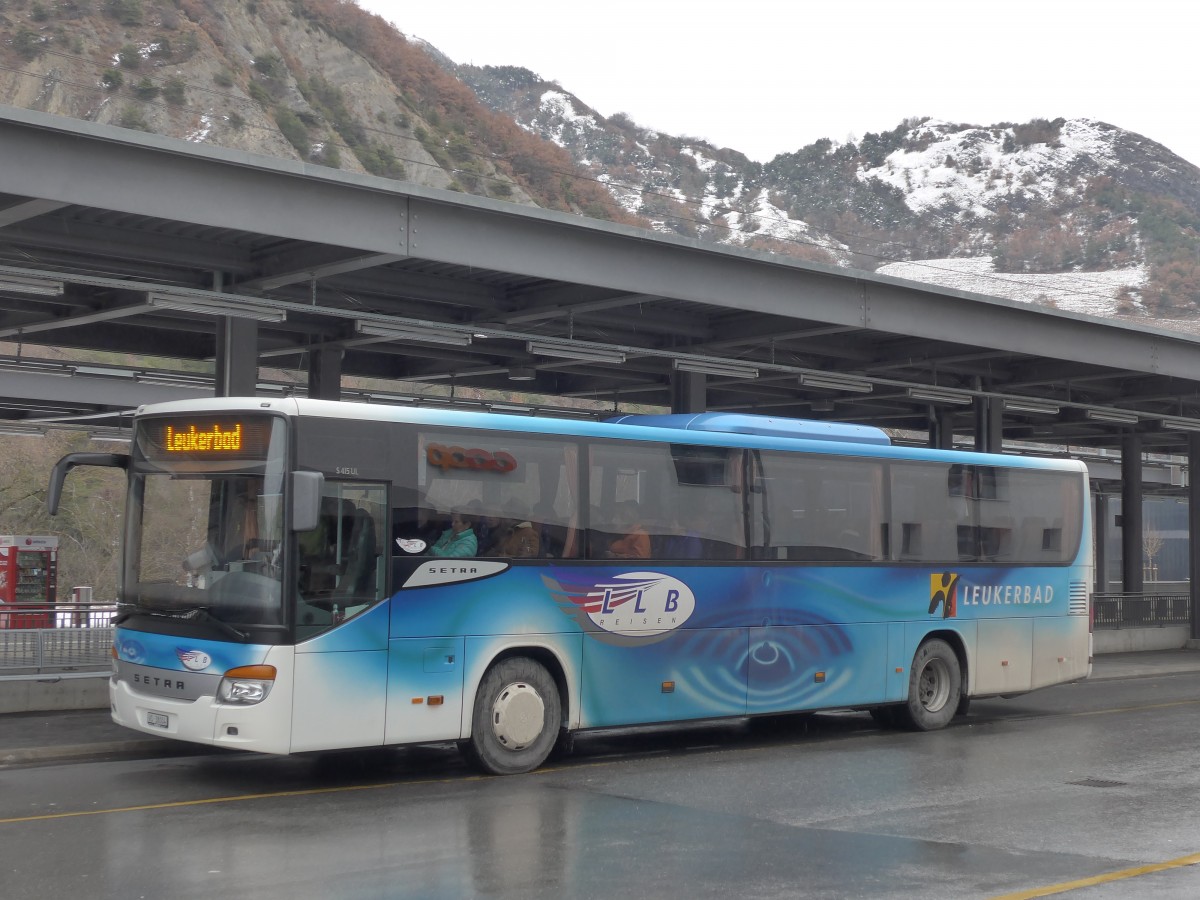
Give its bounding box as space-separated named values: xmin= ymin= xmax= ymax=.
xmin=217 ymin=665 xmax=277 ymax=705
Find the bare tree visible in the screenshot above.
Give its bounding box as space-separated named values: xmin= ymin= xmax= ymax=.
xmin=1143 ymin=527 xmax=1165 ymax=583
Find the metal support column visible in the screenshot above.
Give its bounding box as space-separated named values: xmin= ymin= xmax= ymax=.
xmin=1094 ymin=492 xmax=1109 ymax=594
xmin=670 ymin=370 xmax=706 ymax=414
xmin=210 ymin=272 xmax=258 ymax=398
xmin=1121 ymin=433 xmax=1143 ymax=594
xmin=927 ymin=408 xmax=954 ymax=450
xmin=1189 ymin=434 xmax=1200 ymax=640
xmin=214 ymin=317 xmax=258 ymax=397
xmin=973 ymin=396 xmax=1003 ymax=453
xmin=307 ymin=347 xmax=344 ymax=401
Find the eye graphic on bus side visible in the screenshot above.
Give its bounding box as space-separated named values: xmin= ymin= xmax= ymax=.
xmin=119 ymin=639 xmax=146 ymax=663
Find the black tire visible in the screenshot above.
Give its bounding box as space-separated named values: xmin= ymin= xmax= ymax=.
xmin=463 ymin=657 xmax=561 ymax=775
xmin=899 ymin=639 xmax=961 ymax=731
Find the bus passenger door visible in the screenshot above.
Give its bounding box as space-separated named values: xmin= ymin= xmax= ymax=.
xmin=291 ymin=483 xmax=389 ymax=752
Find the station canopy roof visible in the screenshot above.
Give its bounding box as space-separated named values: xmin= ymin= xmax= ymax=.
xmin=3 ymin=105 xmax=1200 ymax=459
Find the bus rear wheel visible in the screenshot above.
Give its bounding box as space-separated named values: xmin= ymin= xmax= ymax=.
xmin=900 ymin=639 xmax=961 ymax=731
xmin=464 ymin=657 xmax=561 ymax=775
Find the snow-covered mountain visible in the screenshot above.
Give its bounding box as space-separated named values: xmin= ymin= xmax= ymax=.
xmin=457 ymin=64 xmax=1200 ymax=323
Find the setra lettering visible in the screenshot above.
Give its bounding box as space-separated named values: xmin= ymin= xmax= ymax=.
xmin=132 ymin=673 xmax=186 ymax=690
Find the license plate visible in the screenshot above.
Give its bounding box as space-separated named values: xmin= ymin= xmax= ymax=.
xmin=146 ymin=711 xmax=169 ymax=729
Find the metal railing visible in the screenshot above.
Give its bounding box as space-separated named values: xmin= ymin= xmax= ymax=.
xmin=0 ymin=605 xmax=115 ymax=676
xmin=1092 ymin=592 xmax=1191 ymax=630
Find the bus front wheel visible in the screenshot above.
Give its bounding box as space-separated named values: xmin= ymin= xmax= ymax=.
xmin=464 ymin=657 xmax=561 ymax=775
xmin=901 ymin=639 xmax=961 ymax=731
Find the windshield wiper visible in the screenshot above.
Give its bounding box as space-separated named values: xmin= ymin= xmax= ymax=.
xmin=180 ymin=606 xmax=249 ymax=641
xmin=114 ymin=604 xmax=248 ymax=642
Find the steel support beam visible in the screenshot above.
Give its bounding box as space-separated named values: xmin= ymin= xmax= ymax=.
xmin=1121 ymin=433 xmax=1144 ymax=594
xmin=0 ymin=108 xmax=410 ymax=255
xmin=1094 ymin=493 xmax=1109 ymax=594
xmin=670 ymin=370 xmax=706 ymax=414
xmin=214 ymin=317 xmax=258 ymax=397
xmin=974 ymin=396 xmax=1003 ymax=453
xmin=6 ymin=107 xmax=1200 ymax=388
xmin=307 ymin=346 xmax=343 ymax=401
xmin=0 ymin=198 xmax=69 ymax=227
xmin=1190 ymin=435 xmax=1200 ymax=641
xmin=0 ymin=370 xmax=207 ymax=409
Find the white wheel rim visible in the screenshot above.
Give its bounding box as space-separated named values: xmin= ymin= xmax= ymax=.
xmin=918 ymin=657 xmax=951 ymax=712
xmin=490 ymin=681 xmax=546 ymax=750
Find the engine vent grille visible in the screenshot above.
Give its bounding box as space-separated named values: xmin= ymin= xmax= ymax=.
xmin=1069 ymin=581 xmax=1089 ymax=615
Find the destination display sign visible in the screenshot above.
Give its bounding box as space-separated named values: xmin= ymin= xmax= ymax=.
xmin=138 ymin=415 xmax=277 ymax=465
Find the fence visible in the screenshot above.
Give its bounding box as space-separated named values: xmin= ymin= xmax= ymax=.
xmin=0 ymin=605 xmax=115 ymax=675
xmin=1092 ymin=592 xmax=1191 ymax=630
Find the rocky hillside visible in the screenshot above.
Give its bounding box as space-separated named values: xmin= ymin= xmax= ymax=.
xmin=0 ymin=0 xmax=631 ymax=219
xmin=3 ymin=1 xmax=1199 ymax=322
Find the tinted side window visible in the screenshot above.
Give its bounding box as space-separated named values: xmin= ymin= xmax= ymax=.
xmin=890 ymin=462 xmax=1082 ymax=564
xmin=588 ymin=441 xmax=746 ymax=560
xmin=755 ymin=451 xmax=885 ymax=561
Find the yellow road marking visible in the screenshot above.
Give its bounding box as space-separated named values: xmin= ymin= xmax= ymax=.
xmin=1066 ymin=698 xmax=1200 ymax=717
xmin=0 ymin=775 xmax=482 ymax=825
xmin=0 ymin=750 xmax=630 ymax=826
xmin=990 ymin=851 xmax=1200 ymax=899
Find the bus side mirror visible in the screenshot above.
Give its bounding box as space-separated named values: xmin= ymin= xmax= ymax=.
xmin=48 ymin=452 xmax=129 ymax=515
xmin=291 ymin=471 xmax=324 ymax=532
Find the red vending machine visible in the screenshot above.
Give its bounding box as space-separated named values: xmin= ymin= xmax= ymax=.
xmin=0 ymin=535 xmax=58 ymax=628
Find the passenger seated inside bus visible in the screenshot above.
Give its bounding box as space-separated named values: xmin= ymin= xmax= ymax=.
xmin=605 ymin=500 xmax=651 ymax=559
xmin=429 ymin=507 xmax=478 ymax=558
xmin=486 ymin=501 xmax=541 ymax=558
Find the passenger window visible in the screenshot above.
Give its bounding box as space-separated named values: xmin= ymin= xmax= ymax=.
xmin=409 ymin=432 xmax=580 ymax=559
xmin=890 ymin=463 xmax=1082 ymax=564
xmin=756 ymin=451 xmax=884 ymax=561
xmin=588 ymin=441 xmax=746 ymax=560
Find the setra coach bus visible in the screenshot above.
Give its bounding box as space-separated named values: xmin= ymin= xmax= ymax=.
xmin=49 ymin=398 xmax=1092 ymax=774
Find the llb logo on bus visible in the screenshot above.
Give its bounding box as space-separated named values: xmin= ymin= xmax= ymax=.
xmin=545 ymin=571 xmax=697 ymax=644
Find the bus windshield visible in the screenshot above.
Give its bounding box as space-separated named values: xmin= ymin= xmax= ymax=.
xmin=124 ymin=414 xmax=287 ymax=628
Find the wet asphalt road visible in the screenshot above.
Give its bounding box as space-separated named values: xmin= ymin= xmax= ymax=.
xmin=2 ymin=671 xmax=1199 ymax=900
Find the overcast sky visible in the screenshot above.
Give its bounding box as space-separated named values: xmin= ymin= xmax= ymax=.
xmin=356 ymin=0 xmax=1198 ymax=167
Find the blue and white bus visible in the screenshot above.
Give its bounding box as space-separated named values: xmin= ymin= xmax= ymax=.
xmin=50 ymin=398 xmax=1092 ymax=774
